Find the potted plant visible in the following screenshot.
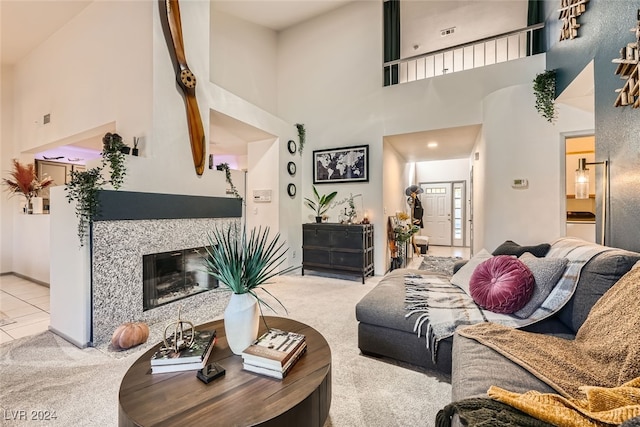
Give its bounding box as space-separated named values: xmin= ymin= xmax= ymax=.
xmin=2 ymin=159 xmax=53 ymax=213
xmin=65 ymin=132 xmax=128 ymax=244
xmin=203 ymin=224 xmax=297 ymax=354
xmin=533 ymin=69 xmax=557 ymax=123
xmin=215 ymin=162 xmax=242 ymax=200
xmin=304 ymin=185 xmax=337 ymax=223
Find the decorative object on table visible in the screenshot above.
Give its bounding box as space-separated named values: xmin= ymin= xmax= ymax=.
xmin=110 ymin=321 xmax=150 ymax=351
xmin=203 ymin=225 xmax=298 ymax=355
xmin=241 ymin=328 xmax=307 ymax=380
xmin=159 ymin=0 xmax=205 ymax=175
xmin=304 ymin=185 xmax=338 ymax=223
xmin=331 ymin=193 xmax=363 ymax=224
xmin=162 ymin=306 xmax=195 ymax=352
xmin=2 ymin=159 xmax=53 ymax=214
xmin=196 ymin=362 xmax=226 ymax=384
xmin=558 ymin=0 xmax=589 ymax=41
xmin=150 ymin=329 xmax=217 ymax=374
xmin=287 ymin=139 xmax=297 ymax=154
xmin=287 ymin=183 xmax=296 ymax=197
xmin=65 ymin=132 xmax=127 ymax=244
xmin=132 ymin=136 xmax=140 ymax=156
xmin=313 ymin=144 xmax=368 ymax=184
xmin=533 ymin=69 xmax=557 ymax=123
xmin=294 ymin=123 xmax=305 ymax=155
xmin=215 ymin=162 xmax=242 ymax=201
xmin=287 ymin=161 xmax=296 ymax=176
xmin=612 ymin=10 xmax=639 ymax=108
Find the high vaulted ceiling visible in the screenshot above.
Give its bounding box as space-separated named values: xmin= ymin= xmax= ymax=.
xmin=3 ymin=1 xmax=590 ymax=165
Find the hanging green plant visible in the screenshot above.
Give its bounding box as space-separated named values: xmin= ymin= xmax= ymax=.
xmin=65 ymin=132 xmax=128 ymax=245
xmin=533 ymin=69 xmax=557 ymax=123
xmin=295 ymin=123 xmax=305 ymax=156
xmin=102 ymin=133 xmax=127 ymax=190
xmin=215 ymin=162 xmax=242 ymax=201
xmin=66 ymin=168 xmax=105 ymax=243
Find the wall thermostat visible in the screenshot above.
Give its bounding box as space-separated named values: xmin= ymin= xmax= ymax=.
xmin=512 ymin=178 xmax=529 ymax=189
xmin=253 ymin=189 xmax=272 ymax=202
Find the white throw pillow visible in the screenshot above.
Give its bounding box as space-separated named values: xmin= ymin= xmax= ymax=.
xmin=450 ymin=249 xmax=493 ymax=295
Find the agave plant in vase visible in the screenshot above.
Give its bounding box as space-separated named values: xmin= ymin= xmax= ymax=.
xmin=203 ymin=224 xmax=297 ymax=354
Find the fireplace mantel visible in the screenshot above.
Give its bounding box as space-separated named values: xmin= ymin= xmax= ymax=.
xmin=95 ymin=190 xmax=242 ymax=221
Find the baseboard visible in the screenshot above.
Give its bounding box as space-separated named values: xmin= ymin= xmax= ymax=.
xmin=1 ymin=272 xmax=49 ymax=288
xmin=48 ymin=326 xmax=90 ymax=349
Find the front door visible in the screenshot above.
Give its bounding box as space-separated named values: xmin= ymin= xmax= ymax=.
xmin=421 ymin=183 xmax=452 ymax=246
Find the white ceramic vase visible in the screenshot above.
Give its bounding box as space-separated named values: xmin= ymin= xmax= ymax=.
xmin=224 ymin=293 xmax=260 ymax=355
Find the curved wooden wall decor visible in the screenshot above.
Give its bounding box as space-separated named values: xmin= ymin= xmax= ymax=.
xmin=159 ymin=0 xmax=206 ymax=176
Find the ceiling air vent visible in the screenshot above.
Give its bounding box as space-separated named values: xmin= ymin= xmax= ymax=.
xmin=440 ymin=27 xmax=456 ymax=37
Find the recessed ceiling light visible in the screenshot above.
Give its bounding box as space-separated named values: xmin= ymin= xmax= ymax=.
xmin=427 ymin=142 xmax=438 ymax=148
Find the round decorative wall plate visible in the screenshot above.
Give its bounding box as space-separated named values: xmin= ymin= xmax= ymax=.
xmin=287 ymin=140 xmax=297 ymax=154
xmin=287 ymin=183 xmax=296 ymax=197
xmin=287 ymin=161 xmax=296 ymax=176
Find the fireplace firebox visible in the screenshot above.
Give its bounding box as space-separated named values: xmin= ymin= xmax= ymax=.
xmin=143 ymin=246 xmax=218 ymax=311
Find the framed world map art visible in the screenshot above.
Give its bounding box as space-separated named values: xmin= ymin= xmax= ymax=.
xmin=313 ymin=144 xmax=369 ymax=184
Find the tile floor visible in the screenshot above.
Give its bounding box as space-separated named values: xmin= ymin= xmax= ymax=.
xmin=0 ymin=274 xmax=50 ymax=344
xmin=0 ymin=245 xmax=469 ymax=345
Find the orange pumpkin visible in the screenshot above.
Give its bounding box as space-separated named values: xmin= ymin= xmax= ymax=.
xmin=111 ymin=322 xmax=150 ymax=350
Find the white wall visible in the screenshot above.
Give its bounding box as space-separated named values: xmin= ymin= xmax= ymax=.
xmin=246 ymin=138 xmax=279 ymax=232
xmin=382 ymin=141 xmax=411 ymax=271
xmin=210 ymin=8 xmax=278 ymax=115
xmin=1 ymin=65 xmax=15 ymax=273
xmin=476 ymin=83 xmax=594 ymax=253
xmin=13 ymin=1 xmax=152 ymax=151
xmin=275 ymin=0 xmax=555 ymax=274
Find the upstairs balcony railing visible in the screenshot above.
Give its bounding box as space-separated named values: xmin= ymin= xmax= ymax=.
xmin=384 ymin=23 xmax=545 ymax=86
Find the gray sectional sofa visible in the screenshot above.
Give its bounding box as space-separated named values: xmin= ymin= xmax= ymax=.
xmin=355 ymin=237 xmax=640 ymax=422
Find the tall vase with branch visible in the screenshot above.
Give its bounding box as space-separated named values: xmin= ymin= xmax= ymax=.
xmin=2 ymin=159 xmax=53 ymax=213
xmin=203 ymin=224 xmax=297 ymax=354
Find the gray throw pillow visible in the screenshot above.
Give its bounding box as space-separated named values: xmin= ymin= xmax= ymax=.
xmin=513 ymin=253 xmax=568 ymax=319
xmin=492 ymin=240 xmax=551 ymax=258
xmin=450 ymin=249 xmax=492 ymax=295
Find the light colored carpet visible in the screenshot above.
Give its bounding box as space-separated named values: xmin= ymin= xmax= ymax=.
xmin=0 ymin=272 xmax=451 ymax=426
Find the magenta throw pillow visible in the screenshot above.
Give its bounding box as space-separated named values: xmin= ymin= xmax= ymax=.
xmin=469 ymin=255 xmax=535 ymax=314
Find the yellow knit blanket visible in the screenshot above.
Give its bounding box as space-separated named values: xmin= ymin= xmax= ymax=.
xmin=488 ymin=376 xmax=640 ymax=427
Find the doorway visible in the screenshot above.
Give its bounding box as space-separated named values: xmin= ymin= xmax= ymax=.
xmin=565 ymin=134 xmax=596 ymax=242
xmin=420 ymin=181 xmax=466 ymax=246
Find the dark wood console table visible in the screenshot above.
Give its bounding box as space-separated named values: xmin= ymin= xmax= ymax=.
xmin=118 ymin=317 xmax=331 ymax=427
xmin=302 ymin=223 xmax=374 ymax=283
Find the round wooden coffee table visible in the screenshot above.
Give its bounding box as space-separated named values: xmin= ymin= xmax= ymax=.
xmin=118 ymin=316 xmax=331 ymax=427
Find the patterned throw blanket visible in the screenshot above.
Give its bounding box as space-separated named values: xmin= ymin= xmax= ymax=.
xmin=405 ymin=238 xmax=610 ymax=362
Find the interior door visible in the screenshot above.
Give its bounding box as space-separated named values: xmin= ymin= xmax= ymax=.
xmin=421 ymin=183 xmax=452 ymax=246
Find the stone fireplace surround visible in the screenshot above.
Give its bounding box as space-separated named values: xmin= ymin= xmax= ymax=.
xmin=91 ymin=191 xmax=242 ymax=346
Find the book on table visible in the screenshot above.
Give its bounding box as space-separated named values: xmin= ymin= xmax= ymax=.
xmin=150 ymin=329 xmax=217 ymax=374
xmin=241 ymin=329 xmax=307 ymax=378
xmin=243 ymin=343 xmax=307 ymax=379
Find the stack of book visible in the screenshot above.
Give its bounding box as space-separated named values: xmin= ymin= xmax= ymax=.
xmin=241 ymin=329 xmax=307 ymax=379
xmin=150 ymin=329 xmax=217 ymax=374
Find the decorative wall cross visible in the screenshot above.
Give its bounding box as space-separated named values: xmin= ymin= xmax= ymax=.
xmin=558 ymin=0 xmax=589 ymax=41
